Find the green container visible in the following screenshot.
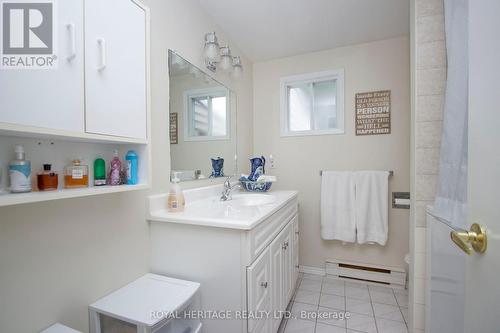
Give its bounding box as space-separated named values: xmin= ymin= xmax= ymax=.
xmin=94 ymin=158 xmax=106 ymax=186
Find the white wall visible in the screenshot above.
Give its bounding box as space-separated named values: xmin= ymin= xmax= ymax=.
xmin=0 ymin=1 xmax=253 ymax=332
xmin=253 ymin=37 xmax=410 ymax=270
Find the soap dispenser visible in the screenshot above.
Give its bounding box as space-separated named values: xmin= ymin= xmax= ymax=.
xmin=167 ymin=172 xmax=185 ymax=212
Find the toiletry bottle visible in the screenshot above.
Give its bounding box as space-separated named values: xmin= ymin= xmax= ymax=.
xmin=37 ymin=164 xmax=58 ymax=191
xmin=64 ymin=159 xmax=89 ymax=188
xmin=94 ymin=158 xmax=106 ymax=186
xmin=125 ymin=150 xmax=138 ymax=185
xmin=9 ymin=145 xmax=32 ymax=193
xmin=167 ymin=173 xmax=185 ymax=212
xmin=109 ymin=150 xmax=122 ymax=186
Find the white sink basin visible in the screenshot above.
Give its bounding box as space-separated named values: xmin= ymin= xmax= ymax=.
xmin=226 ymin=194 xmax=276 ymax=207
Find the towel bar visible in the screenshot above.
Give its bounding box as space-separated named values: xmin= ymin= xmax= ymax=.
xmin=319 ymin=170 xmax=394 ymax=176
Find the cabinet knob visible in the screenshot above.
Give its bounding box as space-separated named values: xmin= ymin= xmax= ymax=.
xmin=260 ymin=282 xmax=268 ymax=288
xmin=282 ymin=241 xmax=289 ymax=250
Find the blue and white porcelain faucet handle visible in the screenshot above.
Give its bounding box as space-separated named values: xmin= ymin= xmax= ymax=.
xmin=220 ymin=176 xmax=241 ymax=201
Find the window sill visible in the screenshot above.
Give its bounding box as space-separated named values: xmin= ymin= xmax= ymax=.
xmin=280 ymin=129 xmax=345 ymax=137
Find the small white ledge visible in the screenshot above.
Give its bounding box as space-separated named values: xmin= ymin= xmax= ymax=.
xmin=0 ymin=184 xmax=149 ymax=207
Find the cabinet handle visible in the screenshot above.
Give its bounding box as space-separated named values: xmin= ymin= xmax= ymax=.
xmin=66 ymin=24 xmax=76 ymax=61
xmin=260 ymin=282 xmax=268 ymax=288
xmin=97 ymin=38 xmax=106 ymax=71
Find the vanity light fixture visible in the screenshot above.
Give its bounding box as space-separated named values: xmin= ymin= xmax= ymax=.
xmin=219 ymin=46 xmax=233 ymax=73
xmin=203 ymin=32 xmax=220 ymax=62
xmin=203 ymin=32 xmax=243 ymax=78
xmin=232 ymin=56 xmax=243 ymax=79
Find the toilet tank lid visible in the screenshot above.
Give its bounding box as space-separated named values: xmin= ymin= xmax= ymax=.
xmin=89 ymin=273 xmax=200 ymax=327
xmin=40 ymin=323 xmax=82 ymax=333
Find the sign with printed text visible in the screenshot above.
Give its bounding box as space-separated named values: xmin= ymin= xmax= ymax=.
xmin=1 ymin=0 xmax=57 ymax=69
xmin=170 ymin=112 xmax=178 ymax=144
xmin=355 ymin=90 xmax=391 ymax=136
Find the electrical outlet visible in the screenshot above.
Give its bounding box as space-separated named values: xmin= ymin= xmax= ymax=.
xmin=269 ymin=155 xmax=276 ymax=169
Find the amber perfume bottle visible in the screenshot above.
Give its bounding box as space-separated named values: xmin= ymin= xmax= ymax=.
xmin=64 ymin=159 xmax=89 ymax=188
xmin=37 ymin=164 xmax=58 ymax=191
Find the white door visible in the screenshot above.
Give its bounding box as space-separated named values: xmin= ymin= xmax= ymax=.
xmin=247 ymin=247 xmax=271 ymax=333
xmin=463 ymin=1 xmax=500 ymax=331
xmin=84 ymin=0 xmax=147 ymax=140
xmin=0 ymin=0 xmax=84 ymax=132
xmin=283 ymin=224 xmax=293 ymax=304
xmin=270 ymin=228 xmax=286 ymax=332
xmin=292 ymin=216 xmax=300 ymax=287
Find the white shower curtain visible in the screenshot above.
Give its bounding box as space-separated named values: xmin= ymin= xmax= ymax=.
xmin=433 ymin=0 xmax=468 ymax=229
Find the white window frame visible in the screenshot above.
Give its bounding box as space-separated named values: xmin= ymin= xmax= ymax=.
xmin=280 ymin=69 xmax=345 ymax=137
xmin=183 ymin=87 xmax=231 ymax=142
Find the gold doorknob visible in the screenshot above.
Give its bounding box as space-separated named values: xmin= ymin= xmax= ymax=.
xmin=450 ymin=223 xmax=487 ymax=255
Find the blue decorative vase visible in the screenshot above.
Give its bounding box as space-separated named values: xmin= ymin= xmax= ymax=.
xmin=249 ymin=156 xmax=266 ymax=181
xmin=210 ymin=157 xmax=224 ymax=178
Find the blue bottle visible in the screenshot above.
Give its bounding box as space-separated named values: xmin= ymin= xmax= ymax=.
xmin=125 ymin=150 xmax=138 ymax=185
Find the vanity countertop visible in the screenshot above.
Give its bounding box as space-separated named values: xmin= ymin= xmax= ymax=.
xmin=147 ymin=185 xmax=298 ymax=230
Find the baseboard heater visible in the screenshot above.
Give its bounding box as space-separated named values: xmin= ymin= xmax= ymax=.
xmin=325 ymin=260 xmax=406 ymax=289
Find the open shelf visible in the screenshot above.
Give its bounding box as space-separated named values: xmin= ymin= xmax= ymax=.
xmin=0 ymin=184 xmax=149 ymax=207
xmin=0 ymin=132 xmax=151 ymax=207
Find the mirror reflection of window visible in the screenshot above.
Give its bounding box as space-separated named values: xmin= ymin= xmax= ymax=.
xmin=185 ymin=88 xmax=229 ymax=140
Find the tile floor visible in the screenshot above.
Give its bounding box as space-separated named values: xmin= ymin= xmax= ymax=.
xmin=279 ymin=273 xmax=409 ymax=333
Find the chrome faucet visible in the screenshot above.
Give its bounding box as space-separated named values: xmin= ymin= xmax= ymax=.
xmin=220 ymin=177 xmax=241 ymax=201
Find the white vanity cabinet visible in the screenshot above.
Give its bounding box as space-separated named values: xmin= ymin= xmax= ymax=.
xmin=0 ymin=0 xmax=149 ymax=141
xmin=148 ymin=189 xmax=299 ymax=333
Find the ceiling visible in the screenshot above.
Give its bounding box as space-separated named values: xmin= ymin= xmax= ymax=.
xmin=196 ymin=0 xmax=410 ymax=62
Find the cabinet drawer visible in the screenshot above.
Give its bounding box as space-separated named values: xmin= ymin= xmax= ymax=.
xmin=247 ymin=247 xmax=271 ymax=333
xmin=245 ymin=198 xmax=298 ymax=264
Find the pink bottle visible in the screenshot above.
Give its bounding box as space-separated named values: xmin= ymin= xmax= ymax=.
xmin=109 ymin=150 xmax=122 ymax=185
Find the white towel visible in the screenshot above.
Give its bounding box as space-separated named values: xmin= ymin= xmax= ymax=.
xmin=355 ymin=171 xmax=390 ymax=245
xmin=321 ymin=171 xmax=356 ymax=242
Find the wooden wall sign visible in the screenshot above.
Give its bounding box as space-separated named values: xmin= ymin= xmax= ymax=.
xmin=355 ymin=90 xmax=391 ymax=135
xmin=169 ymin=112 xmax=178 ymax=144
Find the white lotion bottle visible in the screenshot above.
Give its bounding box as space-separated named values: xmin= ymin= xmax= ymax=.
xmin=9 ymin=145 xmax=32 ymax=193
xmin=167 ymin=172 xmax=185 ymax=212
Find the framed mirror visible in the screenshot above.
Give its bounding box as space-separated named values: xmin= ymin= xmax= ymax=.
xmin=168 ymin=50 xmax=237 ymax=182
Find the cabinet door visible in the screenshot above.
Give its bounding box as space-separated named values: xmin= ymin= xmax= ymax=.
xmin=292 ymin=215 xmax=299 ymax=291
xmin=270 ymin=226 xmax=287 ymax=332
xmin=0 ymin=0 xmax=84 ymax=132
xmin=283 ymin=224 xmax=294 ymax=304
xmin=247 ymin=247 xmax=271 ymax=333
xmin=84 ymin=0 xmax=147 ymax=140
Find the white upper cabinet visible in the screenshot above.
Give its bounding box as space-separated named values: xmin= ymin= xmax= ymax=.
xmin=0 ymin=0 xmax=84 ymax=132
xmin=84 ymin=0 xmax=147 ymax=140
